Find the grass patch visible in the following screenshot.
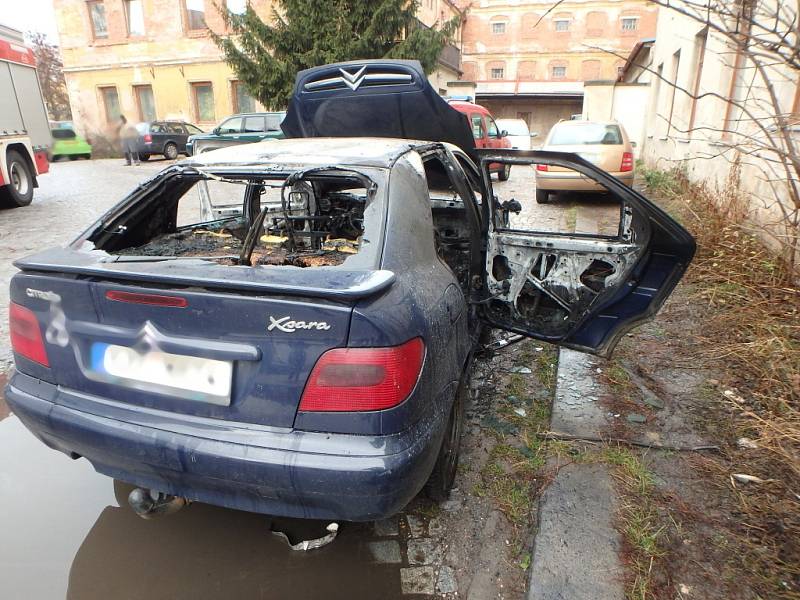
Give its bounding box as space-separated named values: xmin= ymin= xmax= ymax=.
xmin=476 ymin=342 xmax=559 ymax=527
xmin=600 ymin=447 xmax=665 ymax=600
xmin=565 ymin=203 xmax=578 ymax=232
xmin=533 ymin=344 xmax=558 ymax=392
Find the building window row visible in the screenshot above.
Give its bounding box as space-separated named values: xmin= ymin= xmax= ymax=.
xmin=86 ymin=0 xmax=247 ymax=40
xmin=98 ymin=80 xmax=256 ymax=125
xmin=484 ymin=13 xmax=639 ymax=36
xmin=473 ymin=63 xmax=574 ymax=80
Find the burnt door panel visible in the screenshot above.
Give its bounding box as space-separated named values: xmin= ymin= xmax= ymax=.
xmin=477 ymin=150 xmax=695 ymax=356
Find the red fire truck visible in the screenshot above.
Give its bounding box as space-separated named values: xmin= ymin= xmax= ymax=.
xmin=0 ymin=24 xmax=51 ymax=208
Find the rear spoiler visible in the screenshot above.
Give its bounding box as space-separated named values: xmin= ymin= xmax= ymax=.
xmin=14 ymin=247 xmax=396 ymax=302
xmin=281 ymin=59 xmax=479 ymax=162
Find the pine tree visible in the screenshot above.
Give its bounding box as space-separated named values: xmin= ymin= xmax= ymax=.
xmin=212 ymin=0 xmax=459 ymax=110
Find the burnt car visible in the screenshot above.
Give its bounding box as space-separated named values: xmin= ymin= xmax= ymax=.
xmin=5 ymin=61 xmax=695 ymax=521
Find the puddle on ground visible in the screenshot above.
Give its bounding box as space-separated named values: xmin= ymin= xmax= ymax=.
xmin=0 ymin=417 xmax=407 ymax=600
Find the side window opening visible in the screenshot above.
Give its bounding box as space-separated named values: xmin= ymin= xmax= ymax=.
xmin=471 ymin=115 xmax=484 ymax=139
xmin=422 ymin=154 xmax=473 ymax=291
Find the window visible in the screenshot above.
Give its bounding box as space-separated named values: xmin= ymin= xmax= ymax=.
xmin=226 ymin=0 xmax=247 ymax=14
xmin=185 ymin=123 xmax=204 ymax=134
xmin=88 ymin=1 xmax=108 ymax=38
xmin=232 ymin=81 xmax=256 ymax=114
xmin=265 ymin=114 xmax=283 ymax=132
xmin=667 ymin=50 xmax=681 ymax=136
xmin=243 ymin=116 xmax=265 ymax=133
xmin=134 ymin=85 xmax=156 ymax=121
xmin=554 ymin=19 xmax=570 ymax=32
xmin=99 ymin=86 xmax=120 ymax=122
xmin=191 ymin=82 xmax=215 ymax=122
xmin=51 ymin=128 xmax=77 ymax=139
xmin=688 ymin=28 xmax=708 ymax=135
xmin=185 ymin=0 xmax=206 ymax=31
xmin=552 ymin=65 xmax=566 ymax=78
xmin=471 ymin=114 xmax=484 ymax=139
xmin=486 ymin=117 xmax=499 ymax=137
xmin=490 ymin=67 xmax=504 ymax=79
xmin=124 ymin=0 xmax=145 ymax=36
xmin=217 ymin=116 xmax=242 ymax=134
xmin=549 ymin=123 xmax=623 ymax=145
xmin=492 ymin=22 xmax=506 ymax=34
xmin=621 ymin=17 xmax=638 ymax=31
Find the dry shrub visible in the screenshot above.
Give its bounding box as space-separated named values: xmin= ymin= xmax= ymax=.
xmin=644 ymin=164 xmax=800 ymax=593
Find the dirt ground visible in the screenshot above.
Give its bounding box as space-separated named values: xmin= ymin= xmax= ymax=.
xmin=588 ymin=190 xmax=800 ymax=599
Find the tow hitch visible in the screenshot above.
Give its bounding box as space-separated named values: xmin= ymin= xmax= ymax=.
xmin=127 ymin=487 xmax=190 ymax=519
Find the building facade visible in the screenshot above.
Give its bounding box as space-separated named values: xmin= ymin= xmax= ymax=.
xmin=635 ymin=0 xmax=799 ymax=258
xmin=53 ymin=0 xmax=463 ymax=139
xmin=458 ymin=0 xmax=657 ymax=137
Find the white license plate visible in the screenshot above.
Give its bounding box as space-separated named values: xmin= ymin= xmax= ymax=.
xmin=90 ymin=343 xmax=233 ymax=405
xmin=577 ymin=152 xmax=601 ymax=165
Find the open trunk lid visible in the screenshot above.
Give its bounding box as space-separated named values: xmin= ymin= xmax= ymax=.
xmin=281 ymin=59 xmax=479 ymax=162
xmin=11 ymin=250 xmax=393 ymax=428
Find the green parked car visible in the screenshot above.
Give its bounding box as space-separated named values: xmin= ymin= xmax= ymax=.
xmin=185 ymin=112 xmax=285 ymax=156
xmin=50 ymin=123 xmax=92 ymax=160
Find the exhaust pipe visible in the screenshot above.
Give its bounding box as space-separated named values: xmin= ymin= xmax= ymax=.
xmin=127 ymin=487 xmax=189 ymax=519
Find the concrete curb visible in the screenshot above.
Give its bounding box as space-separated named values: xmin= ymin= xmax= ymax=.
xmin=527 ymin=463 xmax=624 ymax=600
xmin=528 ymin=348 xmax=624 ymax=600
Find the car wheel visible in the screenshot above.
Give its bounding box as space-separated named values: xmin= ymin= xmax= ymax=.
xmin=535 ymin=189 xmax=550 ymax=204
xmin=425 ymin=370 xmax=467 ymax=502
xmin=68 ymin=155 xmax=78 ymax=161
xmin=163 ymin=143 xmax=178 ymax=160
xmin=0 ymin=150 xmax=34 ymax=208
xmin=139 ymin=154 xmax=150 ymax=161
xmin=83 ymin=154 xmax=92 ymax=160
xmin=498 ymin=164 xmax=511 ymax=181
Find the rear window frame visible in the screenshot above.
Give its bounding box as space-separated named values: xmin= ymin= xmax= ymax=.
xmin=548 ymin=123 xmax=623 ymax=146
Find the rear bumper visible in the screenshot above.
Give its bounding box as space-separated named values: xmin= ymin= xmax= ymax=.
xmin=536 ymin=171 xmax=634 ymax=191
xmin=5 ymin=370 xmax=444 ymax=521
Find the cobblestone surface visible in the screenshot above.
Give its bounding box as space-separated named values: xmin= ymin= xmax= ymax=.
xmin=493 ymin=163 xmax=620 ymax=235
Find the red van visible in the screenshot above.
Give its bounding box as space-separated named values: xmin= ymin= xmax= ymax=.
xmin=449 ymin=100 xmax=513 ymax=180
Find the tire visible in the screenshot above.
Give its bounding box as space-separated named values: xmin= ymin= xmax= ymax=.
xmin=498 ymin=164 xmax=511 ymax=181
xmin=83 ymin=154 xmax=92 ymax=160
xmin=425 ymin=370 xmax=468 ymax=502
xmin=163 ymin=143 xmax=178 ymax=160
xmin=535 ymin=189 xmax=550 ymax=204
xmin=139 ymin=154 xmax=150 ymax=161
xmin=0 ymin=150 xmax=34 ymax=208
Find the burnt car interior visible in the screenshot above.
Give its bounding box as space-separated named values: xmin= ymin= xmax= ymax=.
xmin=422 ymin=152 xmax=479 ymax=293
xmin=479 ymin=155 xmax=646 ymax=341
xmin=88 ymin=168 xmax=376 ymax=268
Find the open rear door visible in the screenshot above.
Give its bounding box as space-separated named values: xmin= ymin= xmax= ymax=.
xmin=478 ymin=150 xmax=695 ymax=356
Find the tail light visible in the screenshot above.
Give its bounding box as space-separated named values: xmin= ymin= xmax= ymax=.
xmin=144 ymin=134 xmax=152 ymax=143
xmin=536 ymin=164 xmax=549 ymax=171
xmin=9 ymin=303 xmax=49 ymax=366
xmin=620 ymin=152 xmax=634 ymax=172
xmin=299 ymin=338 xmax=425 ymax=412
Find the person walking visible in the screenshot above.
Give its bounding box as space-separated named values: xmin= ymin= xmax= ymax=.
xmin=118 ymin=115 xmax=140 ymax=166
